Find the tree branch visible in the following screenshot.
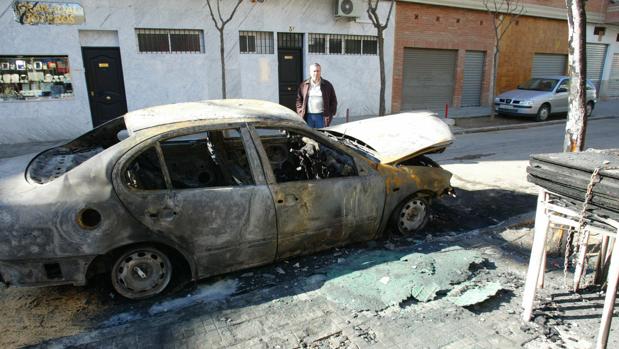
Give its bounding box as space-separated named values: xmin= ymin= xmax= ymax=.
xmin=205 ymin=0 xmax=222 ymax=30
xmin=222 ymin=0 xmax=243 ymax=26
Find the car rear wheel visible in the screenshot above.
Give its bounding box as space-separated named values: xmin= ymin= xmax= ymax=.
xmin=586 ymin=102 xmax=594 ymax=117
xmin=536 ymin=104 xmax=550 ymax=122
xmin=111 ymin=246 xmax=173 ymax=300
xmin=392 ymin=195 xmax=430 ymax=235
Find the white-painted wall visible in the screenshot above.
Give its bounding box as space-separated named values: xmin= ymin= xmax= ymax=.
xmin=586 ymin=23 xmax=619 ymax=99
xmin=0 ymin=0 xmax=394 ymax=144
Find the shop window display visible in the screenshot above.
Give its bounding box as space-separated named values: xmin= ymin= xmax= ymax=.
xmin=0 ymin=56 xmax=73 ymax=101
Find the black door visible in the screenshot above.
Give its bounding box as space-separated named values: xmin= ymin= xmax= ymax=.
xmin=277 ymin=33 xmax=303 ymax=111
xmin=82 ymin=47 xmax=128 ymax=127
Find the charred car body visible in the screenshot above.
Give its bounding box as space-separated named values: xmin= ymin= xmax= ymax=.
xmin=0 ymin=100 xmax=454 ymax=299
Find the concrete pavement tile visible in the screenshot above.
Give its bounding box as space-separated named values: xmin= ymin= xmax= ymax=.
xmin=440 ymin=336 xmax=477 ymax=348
xmin=213 ymin=325 xmax=235 ymax=346
xmin=187 ymin=331 xmax=226 ymax=348
xmin=200 ymin=317 xmax=217 ymax=333
xmin=290 ymin=316 xmax=345 ymax=344
xmin=228 ymin=319 xmax=267 ymax=342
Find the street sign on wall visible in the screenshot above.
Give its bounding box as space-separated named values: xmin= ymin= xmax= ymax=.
xmin=13 ymin=1 xmax=85 ymax=25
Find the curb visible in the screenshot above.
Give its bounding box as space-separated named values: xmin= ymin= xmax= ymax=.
xmin=452 ymin=114 xmax=619 ymax=135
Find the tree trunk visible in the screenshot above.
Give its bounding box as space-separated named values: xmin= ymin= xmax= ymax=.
xmin=563 ymin=0 xmax=587 ymax=152
xmin=490 ymin=46 xmax=499 ymax=119
xmin=219 ymin=29 xmax=227 ymax=99
xmin=377 ymin=29 xmax=386 ymax=116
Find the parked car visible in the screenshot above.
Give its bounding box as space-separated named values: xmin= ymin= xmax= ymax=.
xmin=0 ymin=99 xmax=454 ymax=299
xmin=495 ymin=76 xmax=597 ymax=121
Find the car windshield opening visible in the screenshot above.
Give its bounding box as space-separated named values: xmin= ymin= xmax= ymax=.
xmin=517 ymin=78 xmax=559 ymax=92
xmin=27 ymin=117 xmax=128 ymax=184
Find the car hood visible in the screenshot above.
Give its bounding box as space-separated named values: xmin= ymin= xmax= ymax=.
xmin=323 ymin=112 xmax=454 ymax=165
xmin=497 ymin=89 xmax=552 ymax=100
xmin=0 ymin=153 xmax=39 ymax=203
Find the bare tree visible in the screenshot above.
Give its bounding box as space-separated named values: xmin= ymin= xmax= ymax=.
xmin=367 ymin=0 xmax=395 ymax=116
xmin=563 ymin=0 xmax=587 ymax=152
xmin=206 ymin=0 xmax=243 ymax=99
xmin=483 ymin=0 xmax=525 ymax=119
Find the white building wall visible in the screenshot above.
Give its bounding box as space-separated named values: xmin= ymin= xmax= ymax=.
xmin=0 ymin=0 xmax=394 ymax=143
xmin=586 ymin=23 xmax=619 ymax=100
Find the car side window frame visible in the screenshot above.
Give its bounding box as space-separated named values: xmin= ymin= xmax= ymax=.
xmin=118 ymin=123 xmax=265 ymax=192
xmin=556 ymin=79 xmax=569 ymax=93
xmin=246 ymin=123 xmax=372 ymax=185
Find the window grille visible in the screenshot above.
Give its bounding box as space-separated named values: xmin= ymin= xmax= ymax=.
xmin=308 ymin=33 xmax=378 ymax=55
xmin=277 ymin=33 xmax=303 ymax=49
xmin=239 ymin=31 xmax=274 ymax=54
xmin=136 ymin=29 xmax=204 ymax=53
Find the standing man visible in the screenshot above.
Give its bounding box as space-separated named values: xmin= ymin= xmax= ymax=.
xmin=295 ymin=63 xmax=337 ymax=128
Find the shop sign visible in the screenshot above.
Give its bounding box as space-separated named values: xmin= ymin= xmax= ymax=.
xmin=13 ymin=1 xmax=85 ymax=25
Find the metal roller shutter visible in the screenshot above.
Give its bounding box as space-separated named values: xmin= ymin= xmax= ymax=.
xmin=531 ymin=53 xmax=567 ymax=77
xmin=586 ymin=43 xmax=607 ymax=91
xmin=605 ymin=53 xmax=619 ymax=97
xmin=462 ymin=51 xmax=485 ymax=107
xmin=401 ymin=48 xmax=457 ymax=110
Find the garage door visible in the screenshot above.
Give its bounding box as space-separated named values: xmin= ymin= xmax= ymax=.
xmin=531 ymin=53 xmax=567 ymax=77
xmin=461 ymin=51 xmax=486 ymax=107
xmin=586 ymin=43 xmax=607 ymax=91
xmin=401 ymin=48 xmax=457 ymax=110
xmin=607 ymin=53 xmax=619 ymax=98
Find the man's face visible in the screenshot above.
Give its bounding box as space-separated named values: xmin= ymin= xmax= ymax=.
xmin=310 ymin=65 xmax=321 ymax=82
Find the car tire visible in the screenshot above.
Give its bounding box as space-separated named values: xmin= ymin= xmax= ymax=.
xmin=111 ymin=246 xmax=173 ymax=300
xmin=536 ymin=104 xmax=550 ymax=122
xmin=392 ymin=195 xmax=430 ymax=235
xmin=586 ymin=102 xmax=594 ymax=117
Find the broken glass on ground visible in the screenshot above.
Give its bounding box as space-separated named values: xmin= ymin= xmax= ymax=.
xmin=316 ymin=246 xmax=500 ymax=311
xmin=446 ymin=280 xmax=503 ymax=307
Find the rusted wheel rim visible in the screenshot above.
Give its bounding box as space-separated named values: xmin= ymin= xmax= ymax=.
xmin=398 ymin=199 xmax=427 ymax=233
xmin=112 ymin=247 xmax=172 ymax=299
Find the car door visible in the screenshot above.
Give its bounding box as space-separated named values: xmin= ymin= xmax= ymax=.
xmin=553 ymin=78 xmax=569 ymax=113
xmin=248 ymin=125 xmax=386 ymax=259
xmin=112 ymin=126 xmax=277 ymax=278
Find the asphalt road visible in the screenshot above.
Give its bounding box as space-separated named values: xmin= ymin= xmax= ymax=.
xmin=433 ymin=117 xmax=619 ymax=194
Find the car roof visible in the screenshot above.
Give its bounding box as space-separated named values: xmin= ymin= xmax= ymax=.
xmin=124 ymin=99 xmax=305 ymax=134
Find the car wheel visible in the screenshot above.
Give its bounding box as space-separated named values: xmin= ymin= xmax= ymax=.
xmin=536 ymin=104 xmax=550 ymax=122
xmin=586 ymin=102 xmax=594 ymax=117
xmin=393 ymin=195 xmax=430 ymax=235
xmin=111 ymin=246 xmax=173 ymax=300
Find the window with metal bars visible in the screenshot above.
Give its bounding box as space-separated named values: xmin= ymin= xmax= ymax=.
xmin=239 ymin=31 xmax=274 ymax=54
xmin=136 ymin=29 xmax=204 ymax=53
xmin=308 ymin=33 xmax=378 ymax=55
xmin=277 ymin=33 xmax=303 ymax=49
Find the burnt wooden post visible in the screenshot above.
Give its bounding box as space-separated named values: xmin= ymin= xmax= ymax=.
xmin=563 ymin=0 xmax=588 ymax=152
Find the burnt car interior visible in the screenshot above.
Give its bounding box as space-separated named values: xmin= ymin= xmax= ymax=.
xmin=124 ymin=129 xmax=254 ymax=190
xmin=28 ymin=117 xmax=127 ymax=184
xmin=256 ymin=128 xmax=357 ymax=182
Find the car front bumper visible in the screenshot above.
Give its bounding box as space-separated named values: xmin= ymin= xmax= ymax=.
xmin=495 ymin=103 xmax=536 ymax=116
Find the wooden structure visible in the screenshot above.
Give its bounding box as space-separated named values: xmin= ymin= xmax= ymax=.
xmin=522 ymin=189 xmax=619 ymax=349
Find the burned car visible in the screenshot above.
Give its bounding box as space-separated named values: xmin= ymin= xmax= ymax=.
xmin=0 ymin=100 xmax=454 ymax=299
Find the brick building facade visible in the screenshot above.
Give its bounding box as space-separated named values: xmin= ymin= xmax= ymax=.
xmin=392 ymin=0 xmax=619 ymax=112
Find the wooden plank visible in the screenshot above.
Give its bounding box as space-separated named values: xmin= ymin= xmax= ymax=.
xmin=528 ymin=163 xmax=619 ymax=198
xmin=573 ymin=230 xmax=590 ymax=292
xmin=595 ymin=227 xmax=619 ymax=349
xmin=594 ymin=236 xmax=609 ymax=285
xmin=522 ymin=190 xmax=550 ymax=321
xmin=530 ymin=150 xmax=619 ymax=180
